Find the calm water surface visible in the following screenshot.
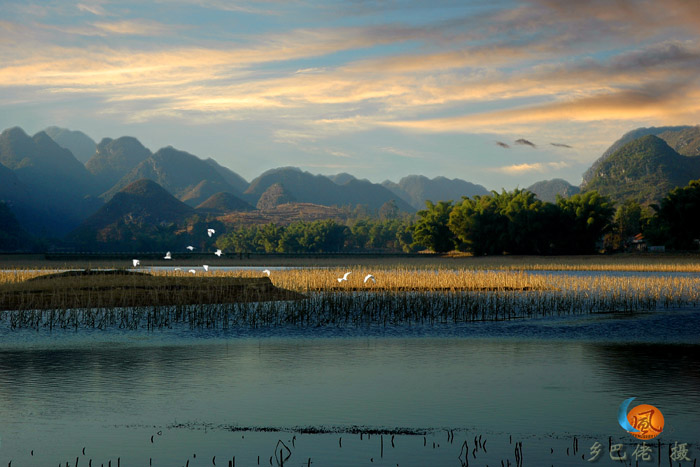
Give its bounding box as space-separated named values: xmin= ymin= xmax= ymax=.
xmin=0 ymin=278 xmax=699 ymax=465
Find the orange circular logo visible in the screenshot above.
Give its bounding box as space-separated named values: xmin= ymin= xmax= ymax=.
xmin=627 ymin=404 xmax=664 ymax=439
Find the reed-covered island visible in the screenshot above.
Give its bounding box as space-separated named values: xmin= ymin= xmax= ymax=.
xmin=2 ymin=265 xmax=699 ymax=330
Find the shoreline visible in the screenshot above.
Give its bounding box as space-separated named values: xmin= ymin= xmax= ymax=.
xmin=3 ymin=252 xmax=700 ymax=270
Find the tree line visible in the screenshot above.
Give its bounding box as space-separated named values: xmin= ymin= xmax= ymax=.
xmin=10 ymin=179 xmax=700 ymax=254
xmin=215 ymin=218 xmax=416 ymax=254
xmin=216 ymin=179 xmax=700 ymax=255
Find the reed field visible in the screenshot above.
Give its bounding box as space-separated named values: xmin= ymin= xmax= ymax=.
xmin=1 ymin=265 xmax=699 ymax=330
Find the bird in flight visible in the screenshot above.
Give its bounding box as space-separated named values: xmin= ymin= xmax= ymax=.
xmin=215 ymin=249 xmax=223 ymax=257
xmin=262 ymin=269 xmax=271 ymax=276
xmin=207 ymin=228 xmax=215 ymax=237
xmin=164 ymin=251 xmax=172 ymax=260
xmin=188 ymin=269 xmax=196 ymax=274
xmin=186 ymin=246 xmax=195 ymax=251
xmin=337 ymin=271 xmax=351 ymax=282
xmin=203 ymin=264 xmax=209 ymax=272
xmin=364 ymin=274 xmax=376 ymax=284
xmin=132 ymin=259 xmax=140 ymax=267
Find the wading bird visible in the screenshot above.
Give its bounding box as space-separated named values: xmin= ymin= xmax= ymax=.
xmin=215 ymin=249 xmax=222 ymax=257
xmin=188 ymin=269 xmax=196 ymax=274
xmin=203 ymin=265 xmax=209 ymax=272
xmin=262 ymin=269 xmax=271 ymax=276
xmin=132 ymin=259 xmax=140 ymax=267
xmin=186 ymin=246 xmax=195 ymax=251
xmin=207 ymin=228 xmax=215 ymax=237
xmin=337 ymin=271 xmax=351 ymax=282
xmin=164 ymin=251 xmax=172 ymax=260
xmin=364 ymin=274 xmax=376 ymax=284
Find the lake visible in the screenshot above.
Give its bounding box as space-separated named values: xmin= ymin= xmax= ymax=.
xmin=1 ymin=276 xmax=699 ymax=465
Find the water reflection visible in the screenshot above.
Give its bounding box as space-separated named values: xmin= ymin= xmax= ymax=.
xmin=1 ymin=337 xmax=698 ymax=464
xmin=1 ymin=339 xmax=698 ymax=433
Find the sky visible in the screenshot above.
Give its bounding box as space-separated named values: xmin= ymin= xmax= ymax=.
xmin=1 ymin=0 xmax=699 ymax=190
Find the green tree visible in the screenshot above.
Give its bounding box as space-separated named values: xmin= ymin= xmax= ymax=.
xmin=650 ymin=179 xmax=700 ymax=249
xmin=350 ymin=219 xmax=372 ymax=249
xmin=255 ymin=223 xmax=283 ymax=253
xmin=605 ymin=200 xmax=650 ymax=251
xmin=413 ymin=200 xmax=455 ymax=253
xmin=449 ymin=189 xmax=557 ymax=255
xmin=449 ymin=195 xmax=508 ymax=255
xmin=217 ymin=227 xmax=258 ymax=254
xmin=379 ymin=200 xmax=399 ymax=220
xmin=396 ymin=220 xmax=418 ymax=252
xmin=557 ymin=191 xmax=614 ymax=254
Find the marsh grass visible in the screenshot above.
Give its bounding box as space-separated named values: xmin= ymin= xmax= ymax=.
xmin=235 ymin=268 xmax=549 ymax=293
xmin=0 ymin=269 xmax=303 ymax=311
xmin=1 ymin=267 xmax=699 ymax=331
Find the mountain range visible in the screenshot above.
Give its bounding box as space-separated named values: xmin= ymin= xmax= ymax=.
xmin=242 ymin=167 xmax=415 ymax=212
xmin=2 ymin=123 xmax=700 ymax=248
xmin=0 ymin=127 xmax=102 ymax=235
xmin=526 ymin=179 xmax=580 ymax=203
xmin=382 ymin=175 xmax=489 ymax=209
xmin=582 ymin=126 xmax=700 ymax=204
xmin=86 ymin=136 xmax=152 ymax=191
xmin=44 ymin=126 xmax=97 ymax=163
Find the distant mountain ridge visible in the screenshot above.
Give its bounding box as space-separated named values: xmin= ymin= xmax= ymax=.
xmin=657 ymin=126 xmax=700 ymax=157
xmin=205 ymin=158 xmax=249 ymax=193
xmin=102 ymin=146 xmax=244 ymax=205
xmin=43 ymin=126 xmax=97 ymax=163
xmin=256 ymin=183 xmax=296 ymax=210
xmin=86 ymin=136 xmax=152 ymax=192
xmin=244 ymin=167 xmax=415 ymax=212
xmin=196 ymin=191 xmax=254 ymax=214
xmin=9 ymin=122 xmax=700 ymax=244
xmin=382 ymin=175 xmax=489 ymax=209
xmin=69 ymin=179 xmax=194 ymax=248
xmin=582 ymin=135 xmax=700 ymax=204
xmin=0 ymin=127 xmax=102 ymax=234
xmin=527 ymin=178 xmax=580 ymax=203
xmin=582 ymin=125 xmax=696 ymax=186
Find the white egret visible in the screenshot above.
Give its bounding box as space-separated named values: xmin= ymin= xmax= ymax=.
xmin=188 ymin=269 xmax=196 ymax=274
xmin=164 ymin=251 xmax=172 ymax=260
xmin=203 ymin=265 xmax=209 ymax=272
xmin=132 ymin=259 xmax=140 ymax=267
xmin=364 ymin=274 xmax=376 ymax=284
xmin=337 ymin=271 xmax=351 ymax=282
xmin=186 ymin=246 xmax=195 ymax=251
xmin=215 ymin=249 xmax=223 ymax=257
xmin=262 ymin=269 xmax=271 ymax=276
xmin=207 ymin=228 xmax=215 ymax=237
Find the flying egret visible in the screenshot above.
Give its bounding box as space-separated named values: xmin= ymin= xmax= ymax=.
xmin=337 ymin=271 xmax=351 ymax=282
xmin=203 ymin=265 xmax=209 ymax=272
xmin=207 ymin=228 xmax=215 ymax=237
xmin=186 ymin=246 xmax=195 ymax=251
xmin=164 ymin=251 xmax=172 ymax=260
xmin=215 ymin=249 xmax=223 ymax=257
xmin=364 ymin=274 xmax=376 ymax=284
xmin=174 ymin=268 xmax=182 ymax=271
xmin=262 ymin=269 xmax=271 ymax=276
xmin=132 ymin=259 xmax=140 ymax=267
xmin=188 ymin=269 xmax=196 ymax=274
